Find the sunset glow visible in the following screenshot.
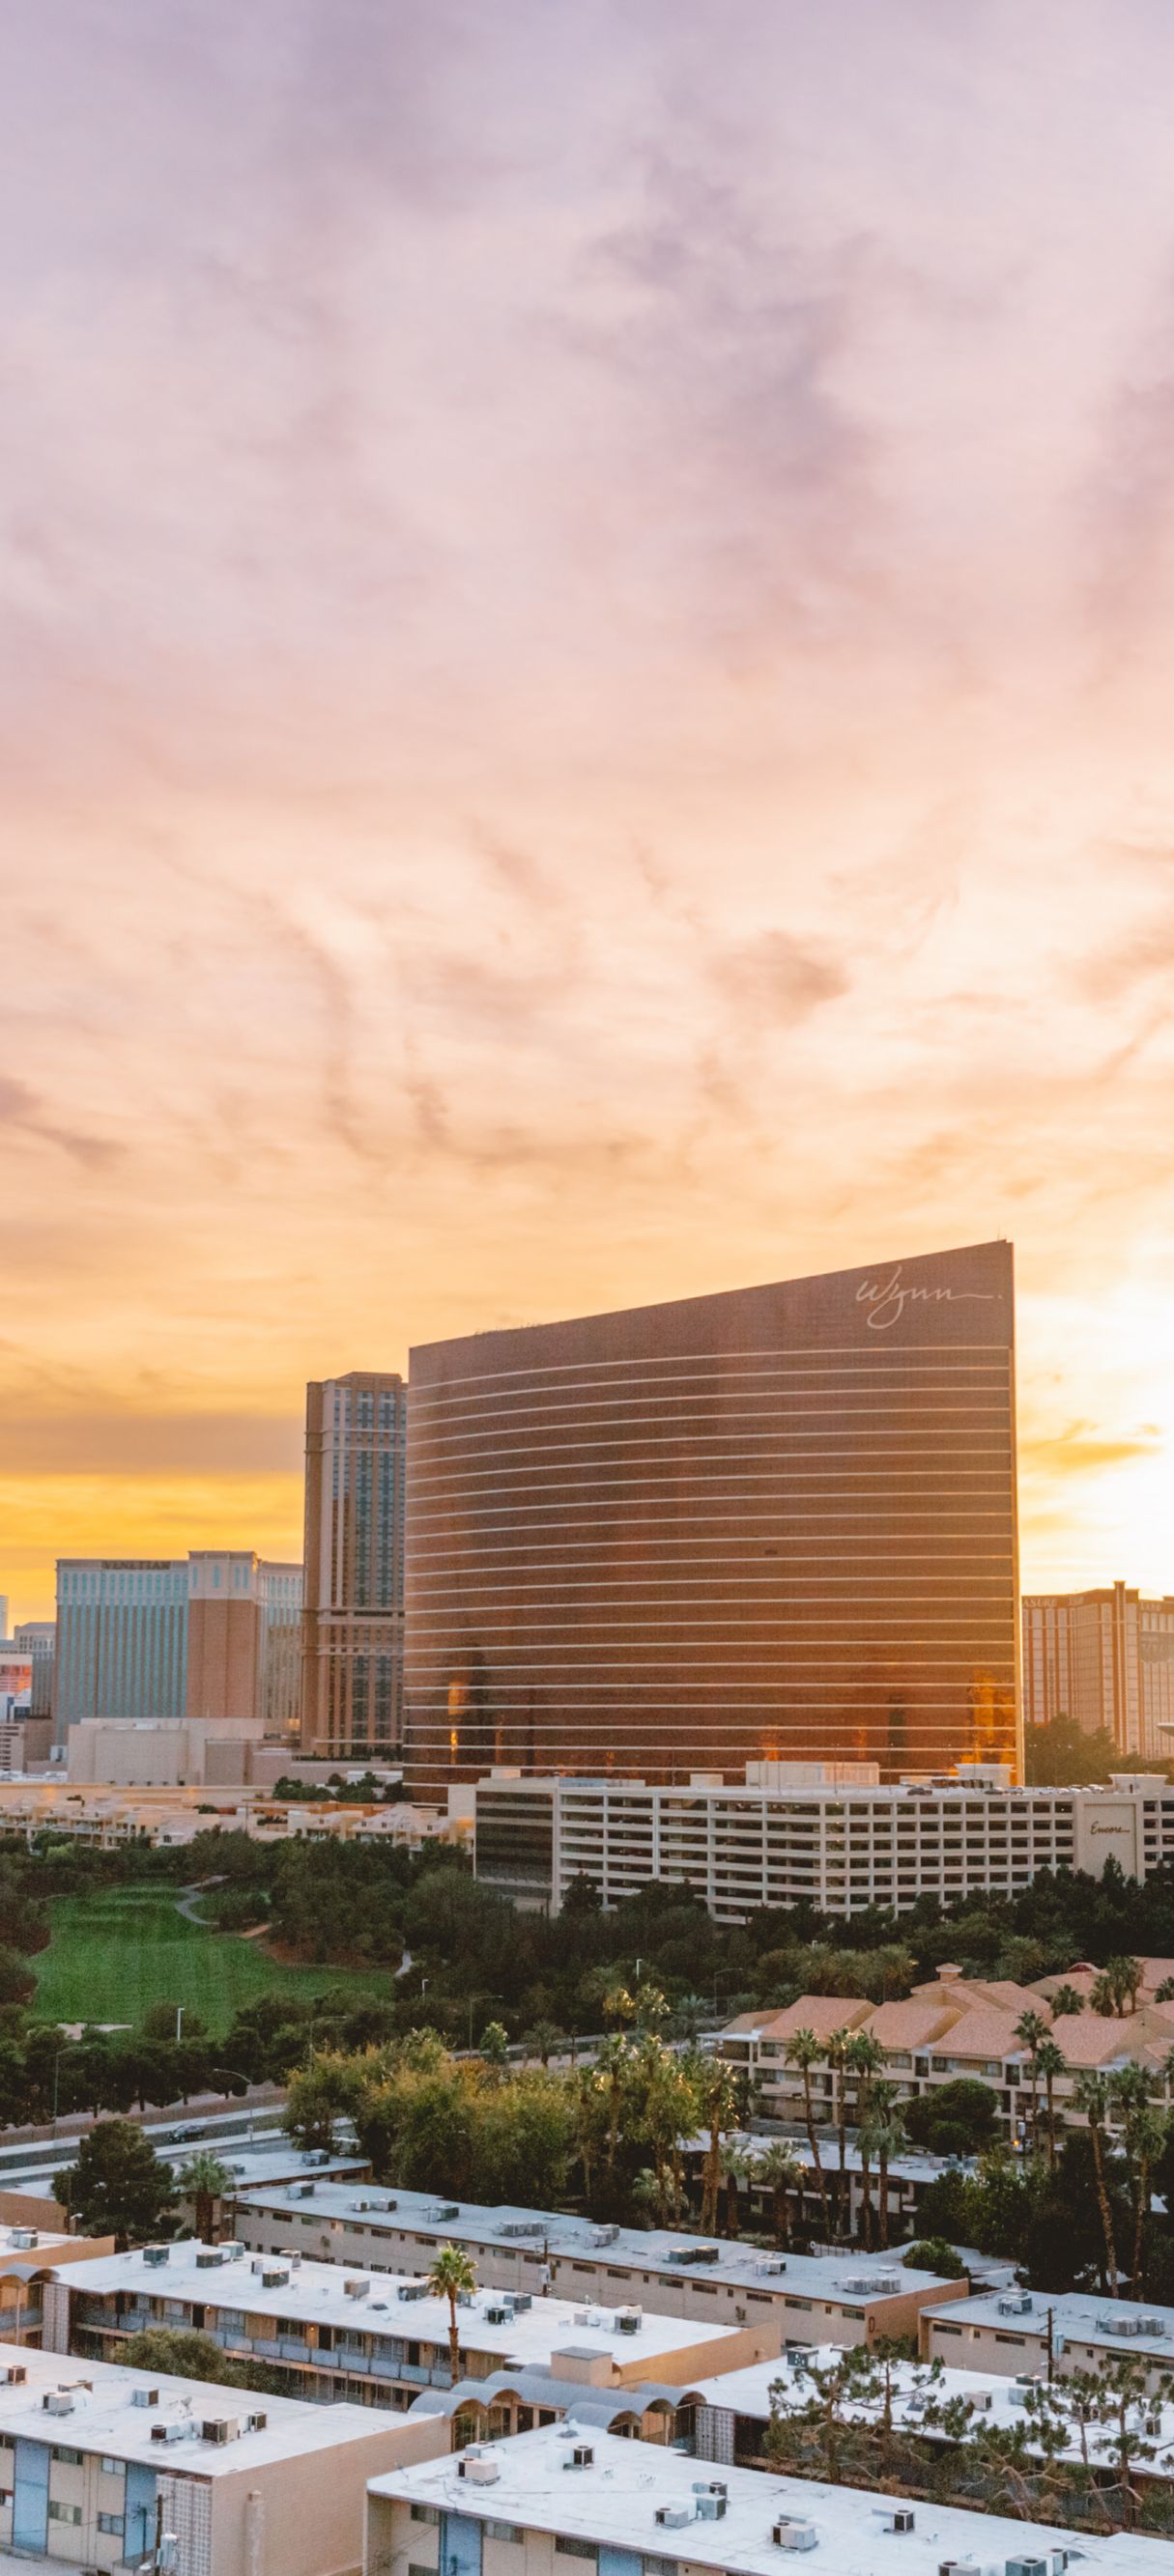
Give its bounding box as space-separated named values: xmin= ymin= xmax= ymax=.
xmin=3 ymin=2 xmax=1173 ymax=1620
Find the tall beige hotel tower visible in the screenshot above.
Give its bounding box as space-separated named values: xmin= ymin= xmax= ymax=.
xmin=404 ymin=1242 xmax=1020 ymax=1797
xmin=301 ymin=1373 xmax=408 ymax=1758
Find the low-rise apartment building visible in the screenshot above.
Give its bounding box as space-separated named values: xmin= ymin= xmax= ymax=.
xmin=0 ymin=2223 xmax=115 ymax=2348
xmin=922 ymin=2284 xmax=1174 ymax=2390
xmin=679 ymin=2346 xmax=1174 ymax=2486
xmin=364 ymin=2421 xmax=1158 ymax=2576
xmin=44 ymin=2244 xmax=773 ymax=2407
xmin=0 ymin=2335 xmax=444 ymax=2576
xmin=230 ymin=2185 xmax=964 ymax=2349
xmin=719 ymin=1962 xmax=1174 ymax=2141
xmin=472 ymin=1764 xmax=1174 ymax=1918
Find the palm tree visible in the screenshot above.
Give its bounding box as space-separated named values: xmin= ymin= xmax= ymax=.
xmin=1072 ymin=2073 xmax=1118 ymax=2296
xmin=784 ymin=2030 xmax=832 ymax=2241
xmin=754 ymin=2140 xmax=804 ymax=2250
xmin=720 ymin=2141 xmax=750 ymax=2239
xmin=825 ymin=2028 xmax=857 ymax=2239
xmin=1035 ymin=2036 xmax=1066 ymax=2173
xmin=428 ymin=2243 xmax=478 ymax=2386
xmin=522 ymin=2019 xmax=564 ymax=2068
xmin=843 ymin=2031 xmax=886 ymax=2242
xmin=858 ymin=2084 xmax=904 ymax=2251
xmin=1014 ymin=2010 xmax=1048 ymax=2157
xmin=1091 ymin=1957 xmax=1142 ymax=2020
xmin=185 ymin=2150 xmax=231 ymax=2245
xmin=1154 ymin=1978 xmax=1174 ymax=2004
xmin=1049 ymin=1983 xmax=1085 ymax=2020
xmin=699 ymin=2060 xmax=740 ymax=2234
xmin=1108 ymin=2065 xmax=1160 ymax=2293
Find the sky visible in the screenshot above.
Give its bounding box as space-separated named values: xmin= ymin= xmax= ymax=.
xmin=3 ymin=0 xmax=1174 ymax=1624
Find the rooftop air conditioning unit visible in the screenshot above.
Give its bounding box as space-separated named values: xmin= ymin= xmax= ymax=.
xmin=773 ymin=2519 xmax=817 ymax=2552
xmin=0 ymin=2368 xmax=26 ymax=2388
xmin=195 ymin=2251 xmax=224 ymax=2270
xmin=246 ymin=2413 xmax=268 ymax=2432
xmin=876 ymin=2508 xmax=915 ymax=2534
xmin=219 ymin=2242 xmax=244 ymax=2260
xmin=655 ymin=2505 xmax=692 ymax=2530
xmin=757 ymin=2258 xmax=787 ymax=2278
xmin=152 ymin=2420 xmax=193 ymax=2445
xmin=1137 ymin=2316 xmax=1166 ymax=2336
xmin=43 ymin=2392 xmax=74 ymax=2416
xmin=616 ymin=2308 xmax=642 ymax=2335
xmin=510 ymin=2293 xmax=532 ymax=2315
xmin=260 ymin=2268 xmax=289 ymax=2289
xmin=998 ymin=2291 xmax=1032 ymax=2317
xmin=143 ymin=2246 xmax=170 ymax=2268
xmin=484 ymin=2305 xmax=508 ymax=2326
xmin=870 ymin=2275 xmax=901 ymax=2296
xmin=460 ymin=2454 xmax=501 ymax=2485
xmin=565 ymin=2444 xmax=594 ymax=2471
xmin=970 ymin=2391 xmax=993 ymax=2413
xmin=295 ymin=2184 xmax=316 ymax=2200
xmin=1009 ymin=2376 xmax=1044 ymax=2407
xmin=695 ymin=2495 xmax=727 ymax=2521
xmin=9 ymin=2230 xmax=38 ymax=2250
xmin=201 ymin=2418 xmax=241 ymax=2445
xmin=939 ymin=2562 xmax=981 ymax=2576
xmin=130 ymin=2389 xmax=158 ymax=2409
xmin=1006 ymin=2559 xmax=1048 ymax=2576
xmin=593 ymin=2227 xmax=619 ymax=2249
xmin=431 ymin=2204 xmax=459 ymax=2222
xmin=344 ymin=2279 xmax=370 ymax=2301
xmin=398 ymin=2281 xmax=427 ymax=2303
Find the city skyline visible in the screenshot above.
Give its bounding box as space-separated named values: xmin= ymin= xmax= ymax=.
xmin=4 ymin=5 xmax=1174 ymax=1623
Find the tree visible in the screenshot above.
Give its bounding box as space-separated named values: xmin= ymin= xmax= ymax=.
xmin=1025 ymin=1715 xmax=1117 ymax=1786
xmin=478 ymin=2022 xmax=511 ymax=2074
xmin=1091 ymin=1957 xmax=1142 ymax=2018
xmin=184 ymin=2151 xmax=231 ymax=2244
xmin=784 ymin=2030 xmax=832 ymax=2240
xmin=842 ymin=2030 xmax=885 ymax=2237
xmin=902 ymin=2236 xmax=964 ymax=2279
xmin=754 ymin=2141 xmax=804 ymax=2249
xmin=1048 ymin=1983 xmax=1085 ymax=2019
xmin=903 ymin=2078 xmax=1000 ymax=2158
xmin=1072 ymin=2072 xmax=1119 ymax=2295
xmin=285 ymin=2050 xmax=361 ymax=2150
xmin=59 ymin=2119 xmax=177 ymax=2250
xmin=858 ymin=2087 xmax=905 ymax=2251
xmin=1035 ymin=2036 xmax=1067 ymax=2173
xmin=427 ymin=2243 xmax=478 ymax=2386
xmin=698 ymin=2059 xmax=741 ymax=2235
xmin=123 ymin=2328 xmax=284 ymax=2397
xmin=1108 ymin=2065 xmax=1161 ymax=2293
xmin=1015 ymin=2010 xmax=1049 ymax=2157
xmin=522 ymin=2019 xmax=564 ymax=2068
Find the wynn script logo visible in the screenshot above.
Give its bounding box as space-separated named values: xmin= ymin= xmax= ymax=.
xmin=856 ymin=1265 xmax=999 ymax=1332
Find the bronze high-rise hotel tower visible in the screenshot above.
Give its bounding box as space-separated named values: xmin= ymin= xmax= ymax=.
xmin=403 ymin=1242 xmax=1020 ymax=1796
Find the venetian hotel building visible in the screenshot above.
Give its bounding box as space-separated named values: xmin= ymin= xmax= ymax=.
xmin=403 ymin=1242 xmax=1019 ymax=1796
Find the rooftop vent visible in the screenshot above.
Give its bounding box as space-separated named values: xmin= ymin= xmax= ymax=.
xmin=773 ymin=2519 xmax=817 ymax=2552
xmin=460 ymin=2453 xmax=501 ymax=2485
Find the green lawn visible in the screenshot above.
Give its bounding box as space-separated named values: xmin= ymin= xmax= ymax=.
xmin=32 ymin=1889 xmax=395 ymax=2035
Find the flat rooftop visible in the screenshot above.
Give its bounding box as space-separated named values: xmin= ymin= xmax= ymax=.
xmin=54 ymin=2243 xmax=748 ymax=2366
xmin=929 ymin=2285 xmax=1174 ymax=2363
xmin=0 ymin=2339 xmax=401 ymax=2476
xmin=1 ymin=2145 xmax=364 ymax=2204
xmin=683 ymin=2348 xmax=1174 ymax=2477
xmin=367 ymin=2422 xmax=1159 ymax=2576
xmin=233 ymin=2183 xmax=958 ymax=2303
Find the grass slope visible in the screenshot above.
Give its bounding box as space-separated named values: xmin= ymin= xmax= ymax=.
xmin=32 ymin=1888 xmax=392 ymax=2034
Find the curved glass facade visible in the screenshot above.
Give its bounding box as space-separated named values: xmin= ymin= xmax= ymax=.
xmin=404 ymin=1242 xmax=1019 ymax=1795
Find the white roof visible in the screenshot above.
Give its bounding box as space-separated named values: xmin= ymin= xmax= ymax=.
xmin=52 ymin=2242 xmax=743 ymax=2366
xmin=233 ymin=2183 xmax=957 ymax=2304
xmin=0 ymin=2338 xmax=399 ymax=2476
xmin=367 ymin=2421 xmax=1160 ymax=2575
xmin=930 ymin=2285 xmax=1174 ymax=2363
xmin=682 ymin=2347 xmax=1174 ymax=2481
